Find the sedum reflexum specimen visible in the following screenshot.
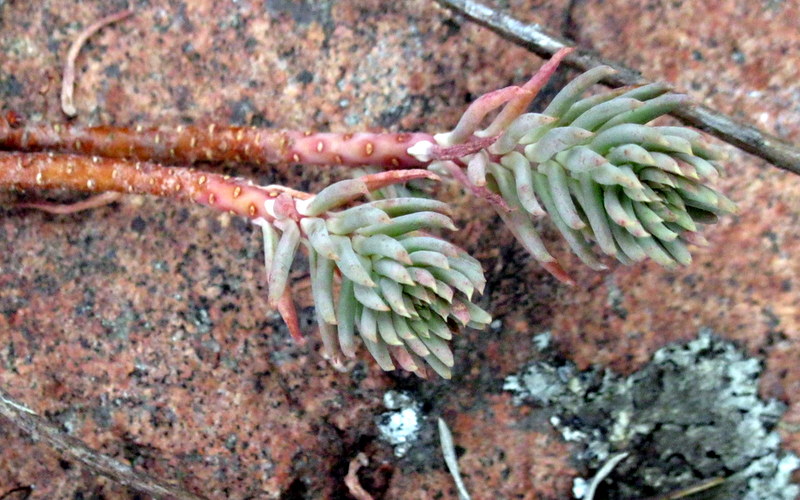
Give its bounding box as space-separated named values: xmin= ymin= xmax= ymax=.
xmin=0 ymin=48 xmax=734 ymax=376
xmin=410 ymin=62 xmax=736 ymax=279
xmin=262 ymin=177 xmax=490 ymax=379
xmin=0 ymin=153 xmax=489 ymax=378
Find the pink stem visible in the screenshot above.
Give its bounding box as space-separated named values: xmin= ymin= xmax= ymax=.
xmin=438 ymin=160 xmax=511 ymax=212
xmin=14 ymin=191 xmax=122 ymax=214
xmin=428 ymin=136 xmax=498 ymax=161
xmin=0 ymin=153 xmax=440 ymax=222
xmin=0 ymin=122 xmax=435 ymax=170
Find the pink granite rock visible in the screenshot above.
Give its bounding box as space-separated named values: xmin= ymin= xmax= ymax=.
xmin=0 ymin=0 xmax=798 ymax=498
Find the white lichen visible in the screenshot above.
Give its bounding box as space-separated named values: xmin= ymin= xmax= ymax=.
xmin=377 ymin=390 xmax=422 ymax=458
xmin=505 ymin=330 xmax=800 ymax=499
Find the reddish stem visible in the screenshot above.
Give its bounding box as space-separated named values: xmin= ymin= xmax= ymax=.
xmin=442 ymin=86 xmax=523 ymax=145
xmin=16 ymin=191 xmax=122 ymax=214
xmin=438 ymin=160 xmax=511 ymax=212
xmin=0 ymin=152 xmax=283 ymax=222
xmin=429 ymin=136 xmax=498 ymax=161
xmin=0 ymin=123 xmax=434 ymax=169
xmin=0 ymin=153 xmax=444 ymax=222
xmin=344 ymin=453 xmax=374 ymax=500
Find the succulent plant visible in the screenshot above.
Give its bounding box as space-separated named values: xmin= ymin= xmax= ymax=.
xmin=2 ymin=48 xmax=736 ymax=377
xmin=412 ymin=64 xmax=736 ymax=282
xmin=260 ymin=177 xmax=491 ymax=379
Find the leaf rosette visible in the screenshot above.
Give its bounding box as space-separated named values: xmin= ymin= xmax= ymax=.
xmin=259 ymin=176 xmax=490 ymax=378
xmin=422 ymin=64 xmax=736 ymax=281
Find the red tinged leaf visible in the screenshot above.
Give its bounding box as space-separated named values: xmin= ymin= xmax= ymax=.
xmin=542 ymin=260 xmax=576 ymax=286
xmin=483 ymin=47 xmax=574 ymax=136
xmin=277 ymin=288 xmax=305 ymax=344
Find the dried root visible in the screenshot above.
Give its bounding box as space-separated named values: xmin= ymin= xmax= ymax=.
xmin=61 ymin=9 xmax=133 ymax=117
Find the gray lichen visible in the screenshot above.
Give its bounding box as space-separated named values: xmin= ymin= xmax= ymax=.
xmin=504 ymin=330 xmax=800 ymax=499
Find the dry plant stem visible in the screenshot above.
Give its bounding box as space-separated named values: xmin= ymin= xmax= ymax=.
xmin=583 ymin=451 xmax=629 ymax=500
xmin=0 ymin=387 xmax=204 ymax=500
xmin=435 ymin=0 xmax=800 ymax=176
xmin=0 ymin=124 xmax=434 ymax=169
xmin=15 ymin=191 xmax=122 ymax=214
xmin=0 ymin=486 xmax=32 ymax=499
xmin=644 ymin=477 xmax=726 ymax=500
xmin=344 ymin=453 xmax=374 ymax=500
xmin=438 ymin=417 xmax=472 ymax=500
xmin=61 ymin=9 xmax=134 ymax=117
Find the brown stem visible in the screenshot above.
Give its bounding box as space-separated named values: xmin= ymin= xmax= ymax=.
xmin=0 ymin=123 xmax=433 ymax=170
xmin=0 ymin=150 xmax=435 ymax=218
xmin=434 ymin=0 xmax=800 ymax=176
xmin=0 ymin=387 xmax=204 ymax=500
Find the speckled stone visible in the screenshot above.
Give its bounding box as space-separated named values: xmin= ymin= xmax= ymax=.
xmin=0 ymin=0 xmax=798 ymax=498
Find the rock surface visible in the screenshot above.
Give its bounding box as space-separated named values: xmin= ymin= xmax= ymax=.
xmin=0 ymin=0 xmax=798 ymax=498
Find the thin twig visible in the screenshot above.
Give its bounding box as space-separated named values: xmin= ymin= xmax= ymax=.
xmin=434 ymin=0 xmax=800 ymax=176
xmin=61 ymin=9 xmax=134 ymax=117
xmin=0 ymin=387 xmax=205 ymax=500
xmin=583 ymin=451 xmax=628 ymax=500
xmin=437 ymin=417 xmax=471 ymax=500
xmin=643 ymin=476 xmax=726 ymax=500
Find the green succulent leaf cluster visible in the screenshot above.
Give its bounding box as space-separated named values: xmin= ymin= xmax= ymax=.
xmin=262 ymin=178 xmax=491 ymax=378
xmin=455 ymin=66 xmax=736 ymax=276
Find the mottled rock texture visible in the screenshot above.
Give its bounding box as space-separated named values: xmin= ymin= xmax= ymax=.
xmin=1 ymin=0 xmax=798 ymax=498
